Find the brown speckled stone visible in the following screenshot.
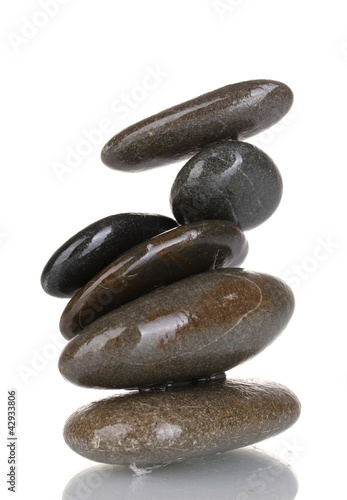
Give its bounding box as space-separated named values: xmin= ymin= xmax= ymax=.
xmin=63 ymin=378 xmax=301 ymax=465
xmin=101 ymin=80 xmax=293 ymax=171
xmin=59 ymin=269 xmax=294 ymax=389
xmin=59 ymin=220 xmax=248 ymax=340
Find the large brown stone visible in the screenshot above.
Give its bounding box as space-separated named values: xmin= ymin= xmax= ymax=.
xmin=59 ymin=220 xmax=248 ymax=340
xmin=101 ymin=80 xmax=293 ymax=171
xmin=59 ymin=269 xmax=294 ymax=389
xmin=63 ymin=378 xmax=301 ymax=465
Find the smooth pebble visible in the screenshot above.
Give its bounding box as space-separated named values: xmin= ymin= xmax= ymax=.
xmin=63 ymin=378 xmax=301 ymax=465
xmin=59 ymin=269 xmax=294 ymax=388
xmin=101 ymin=80 xmax=293 ymax=171
xmin=170 ymin=140 xmax=283 ymax=230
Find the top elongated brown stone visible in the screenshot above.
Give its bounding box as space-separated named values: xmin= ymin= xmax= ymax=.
xmin=101 ymin=80 xmax=293 ymax=171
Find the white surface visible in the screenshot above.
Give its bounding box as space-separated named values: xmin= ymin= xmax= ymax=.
xmin=62 ymin=448 xmax=299 ymax=500
xmin=1 ymin=1 xmax=346 ymax=498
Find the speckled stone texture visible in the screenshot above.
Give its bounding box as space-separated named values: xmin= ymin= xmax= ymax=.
xmin=41 ymin=213 xmax=177 ymax=298
xmin=59 ymin=269 xmax=294 ymax=389
xmin=63 ymin=378 xmax=301 ymax=465
xmin=101 ymin=80 xmax=293 ymax=172
xmin=170 ymin=140 xmax=283 ymax=230
xmin=59 ymin=220 xmax=248 ymax=340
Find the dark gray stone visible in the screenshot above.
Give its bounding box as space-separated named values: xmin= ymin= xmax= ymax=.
xmin=63 ymin=378 xmax=301 ymax=465
xmin=41 ymin=213 xmax=177 ymax=298
xmin=170 ymin=140 xmax=283 ymax=230
xmin=101 ymin=80 xmax=293 ymax=172
xmin=59 ymin=269 xmax=294 ymax=389
xmin=59 ymin=220 xmax=248 ymax=340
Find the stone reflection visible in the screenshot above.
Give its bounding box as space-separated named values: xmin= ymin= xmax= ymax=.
xmin=63 ymin=447 xmax=298 ymax=500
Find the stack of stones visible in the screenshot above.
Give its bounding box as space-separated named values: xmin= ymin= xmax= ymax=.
xmin=41 ymin=80 xmax=301 ymax=467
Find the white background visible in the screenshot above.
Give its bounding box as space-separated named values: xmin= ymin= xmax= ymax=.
xmin=1 ymin=0 xmax=346 ymax=498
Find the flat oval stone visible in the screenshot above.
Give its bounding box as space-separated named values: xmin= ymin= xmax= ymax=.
xmin=63 ymin=378 xmax=301 ymax=465
xmin=101 ymin=80 xmax=293 ymax=172
xmin=59 ymin=220 xmax=248 ymax=339
xmin=59 ymin=269 xmax=294 ymax=388
xmin=41 ymin=213 xmax=177 ymax=298
xmin=170 ymin=140 xmax=283 ymax=230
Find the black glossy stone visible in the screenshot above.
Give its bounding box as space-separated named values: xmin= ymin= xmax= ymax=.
xmin=59 ymin=269 xmax=294 ymax=389
xmin=41 ymin=213 xmax=177 ymax=298
xmin=63 ymin=378 xmax=301 ymax=465
xmin=59 ymin=220 xmax=248 ymax=339
xmin=101 ymin=80 xmax=293 ymax=172
xmin=170 ymin=140 xmax=283 ymax=230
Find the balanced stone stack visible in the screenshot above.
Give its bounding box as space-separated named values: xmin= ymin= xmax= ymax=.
xmin=41 ymin=80 xmax=301 ymax=466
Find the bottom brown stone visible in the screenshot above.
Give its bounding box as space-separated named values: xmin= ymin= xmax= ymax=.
xmin=63 ymin=378 xmax=300 ymax=465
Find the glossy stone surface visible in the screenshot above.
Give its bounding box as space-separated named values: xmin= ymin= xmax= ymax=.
xmin=59 ymin=269 xmax=294 ymax=388
xmin=170 ymin=140 xmax=283 ymax=230
xmin=63 ymin=378 xmax=301 ymax=465
xmin=41 ymin=213 xmax=177 ymax=298
xmin=59 ymin=220 xmax=248 ymax=340
xmin=101 ymin=80 xmax=293 ymax=172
